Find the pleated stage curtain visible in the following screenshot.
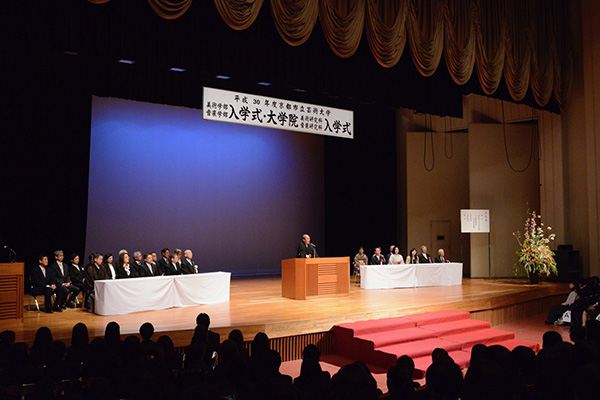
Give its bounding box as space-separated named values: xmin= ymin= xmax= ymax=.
xmin=87 ymin=0 xmax=573 ymax=110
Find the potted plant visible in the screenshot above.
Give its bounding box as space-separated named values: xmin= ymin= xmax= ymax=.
xmin=513 ymin=210 xmax=557 ymax=283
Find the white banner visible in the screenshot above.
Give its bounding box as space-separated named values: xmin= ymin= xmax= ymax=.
xmin=203 ymin=87 xmax=354 ymax=139
xmin=460 ymin=209 xmax=490 ymax=233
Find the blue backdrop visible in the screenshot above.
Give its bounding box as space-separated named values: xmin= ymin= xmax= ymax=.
xmin=85 ymin=97 xmax=324 ymax=275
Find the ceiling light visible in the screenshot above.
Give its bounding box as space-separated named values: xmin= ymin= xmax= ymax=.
xmin=170 ymin=67 xmax=186 ymax=72
xmin=118 ymin=59 xmax=136 ymax=65
xmin=257 ymin=82 xmax=271 ymax=86
xmin=216 ymin=75 xmax=231 ymax=80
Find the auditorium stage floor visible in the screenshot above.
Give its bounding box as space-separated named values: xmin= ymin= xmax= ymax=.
xmin=3 ymin=277 xmax=570 ymax=347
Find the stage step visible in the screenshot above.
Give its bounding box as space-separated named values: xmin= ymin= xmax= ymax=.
xmin=441 ymin=328 xmax=515 ymax=350
xmin=332 ymin=310 xmax=539 ymax=376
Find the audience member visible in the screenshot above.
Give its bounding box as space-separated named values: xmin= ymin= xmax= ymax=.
xmin=49 ymin=250 xmax=79 ymax=308
xmin=388 ymin=246 xmax=404 ymax=265
xmin=418 ymin=245 xmax=432 ymax=263
xmin=157 ymin=248 xmax=170 ymax=275
xmin=103 ymin=253 xmax=117 ymax=280
xmin=68 ymin=253 xmax=85 ymax=302
xmin=131 ymin=251 xmax=144 ymax=276
xmin=31 ymin=254 xmax=64 ymax=313
xmin=84 ymin=253 xmax=108 ymax=310
xmin=542 ymin=330 xmax=564 ymax=350
xmin=139 ymin=253 xmax=158 ymax=277
xmin=546 ymin=279 xmax=579 ymax=325
xmin=116 ymin=252 xmax=137 ymax=278
xmin=370 ymin=247 xmax=386 ymax=265
xmin=434 ymin=248 xmax=449 ymax=263
xmin=407 ymin=248 xmax=419 ymax=264
xmin=181 ymin=249 xmax=198 ymax=274
xmin=294 ymin=344 xmax=331 ymax=400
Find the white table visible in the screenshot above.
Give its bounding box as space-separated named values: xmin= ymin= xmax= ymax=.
xmin=94 ymin=272 xmax=231 ymax=315
xmin=360 ymin=263 xmax=462 ymax=289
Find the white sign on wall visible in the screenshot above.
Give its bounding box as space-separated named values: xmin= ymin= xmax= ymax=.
xmin=460 ymin=209 xmax=490 ymax=233
xmin=203 ymin=87 xmax=354 ymax=139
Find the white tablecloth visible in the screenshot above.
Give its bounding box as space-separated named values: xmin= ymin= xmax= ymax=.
xmin=360 ymin=263 xmax=462 ymax=289
xmin=94 ymin=272 xmax=231 ymax=315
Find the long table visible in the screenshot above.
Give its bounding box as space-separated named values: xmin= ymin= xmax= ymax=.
xmin=94 ymin=272 xmax=231 ymax=315
xmin=360 ymin=263 xmax=463 ymax=289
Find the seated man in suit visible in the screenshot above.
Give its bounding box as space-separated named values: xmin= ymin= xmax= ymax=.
xmin=68 ymin=253 xmax=85 ymax=300
xmin=181 ymin=249 xmax=198 ymax=274
xmin=31 ymin=254 xmax=64 ymax=313
xmin=434 ymin=249 xmax=450 ymax=263
xmin=163 ymin=253 xmax=184 ymax=275
xmin=418 ymin=245 xmax=432 ymax=263
xmin=131 ymin=251 xmax=144 ymax=276
xmin=370 ymin=247 xmax=386 ymax=265
xmin=84 ymin=253 xmax=108 ymax=310
xmin=49 ymin=250 xmax=80 ymax=309
xmin=156 ymin=248 xmax=170 ymax=276
xmin=297 ymin=234 xmax=319 ymax=258
xmin=138 ymin=253 xmax=159 ymax=277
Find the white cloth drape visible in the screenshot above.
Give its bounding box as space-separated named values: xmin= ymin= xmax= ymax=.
xmin=360 ymin=263 xmax=462 ymax=289
xmin=94 ymin=272 xmax=231 ymax=315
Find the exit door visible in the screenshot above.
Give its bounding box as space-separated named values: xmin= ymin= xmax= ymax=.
xmin=430 ymin=221 xmax=451 ymax=260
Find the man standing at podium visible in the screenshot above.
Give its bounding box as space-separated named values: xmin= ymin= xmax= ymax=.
xmin=297 ymin=234 xmax=319 ymax=258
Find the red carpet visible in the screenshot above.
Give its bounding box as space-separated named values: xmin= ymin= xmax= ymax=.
xmin=332 ymin=310 xmax=539 ymax=378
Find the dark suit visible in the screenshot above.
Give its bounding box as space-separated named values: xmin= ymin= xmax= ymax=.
xmin=31 ymin=266 xmax=64 ymax=311
xmin=132 ymin=260 xmax=144 ymax=276
xmin=49 ymin=261 xmax=79 ymax=305
xmin=181 ymin=259 xmax=198 ymax=274
xmin=138 ymin=262 xmax=159 ymax=277
xmin=434 ymin=256 xmax=449 ymax=263
xmin=297 ymin=243 xmax=318 ymax=258
xmin=69 ymin=263 xmax=85 ymax=289
xmin=370 ymin=254 xmax=386 ymax=265
xmin=116 ymin=265 xmax=138 ymax=279
xmin=157 ymin=258 xmax=170 ymax=276
xmin=163 ymin=261 xmax=183 ymax=276
xmin=84 ymin=264 xmax=108 ymax=309
xmin=418 ymin=253 xmax=432 ymax=263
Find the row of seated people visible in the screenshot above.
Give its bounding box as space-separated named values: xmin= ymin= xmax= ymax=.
xmin=546 ymin=276 xmax=600 ymax=327
xmin=31 ymin=248 xmax=201 ymax=313
xmin=2 ymin=314 xmax=600 ymax=400
xmin=354 ymin=245 xmax=450 ymax=267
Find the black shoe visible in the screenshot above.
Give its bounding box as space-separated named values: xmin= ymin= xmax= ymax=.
xmin=66 ymin=301 xmax=75 ymax=309
xmin=44 ymin=308 xmax=53 ymax=314
xmin=53 ymin=306 xmax=63 ymax=312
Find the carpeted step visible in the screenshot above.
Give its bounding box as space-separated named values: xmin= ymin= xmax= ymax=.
xmin=419 ymin=319 xmax=491 ymax=336
xmin=375 ymin=338 xmax=463 ymax=361
xmin=493 ymin=339 xmax=540 ymax=352
xmin=403 ymin=310 xmax=471 ymax=327
xmin=356 ymin=327 xmax=438 ymax=349
xmin=332 ymin=317 xmax=416 ymax=356
xmin=441 ymin=328 xmax=515 ymax=350
xmin=412 ymin=350 xmax=472 ymax=379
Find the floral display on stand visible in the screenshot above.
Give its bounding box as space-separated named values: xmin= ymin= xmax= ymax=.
xmin=513 ymin=210 xmax=558 ymax=283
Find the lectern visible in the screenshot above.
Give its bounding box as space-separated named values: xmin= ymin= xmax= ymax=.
xmin=281 ymin=257 xmax=350 ymax=300
xmin=0 ymin=263 xmax=24 ymax=321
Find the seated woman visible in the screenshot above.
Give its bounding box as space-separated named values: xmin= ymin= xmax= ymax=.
xmin=388 ymin=246 xmax=404 ymax=265
xmin=354 ymin=247 xmax=368 ymax=268
xmin=407 ymin=248 xmax=419 ymax=264
xmin=103 ymin=253 xmax=117 ymax=280
xmin=116 ymin=252 xmax=137 ymax=279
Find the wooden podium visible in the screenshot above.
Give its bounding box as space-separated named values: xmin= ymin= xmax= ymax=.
xmin=0 ymin=263 xmax=24 ymax=321
xmin=281 ymin=257 xmax=350 ymax=300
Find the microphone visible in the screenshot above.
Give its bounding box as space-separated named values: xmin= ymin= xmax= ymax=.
xmin=309 ymin=243 xmax=316 ymax=248
xmin=3 ymin=245 xmax=16 ymax=263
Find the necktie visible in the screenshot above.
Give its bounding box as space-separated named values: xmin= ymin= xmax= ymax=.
xmin=42 ymin=267 xmax=46 ymax=278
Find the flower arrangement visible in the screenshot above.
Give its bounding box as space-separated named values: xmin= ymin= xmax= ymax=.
xmin=513 ymin=210 xmax=558 ymax=280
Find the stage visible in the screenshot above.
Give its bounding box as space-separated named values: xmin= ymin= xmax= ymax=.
xmin=3 ymin=277 xmax=569 ymax=360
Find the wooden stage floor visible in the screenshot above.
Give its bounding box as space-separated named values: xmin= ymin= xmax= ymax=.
xmin=2 ymin=277 xmax=570 ymax=348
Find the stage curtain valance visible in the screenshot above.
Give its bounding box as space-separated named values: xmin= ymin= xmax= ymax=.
xmin=87 ymin=0 xmax=572 ymax=110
